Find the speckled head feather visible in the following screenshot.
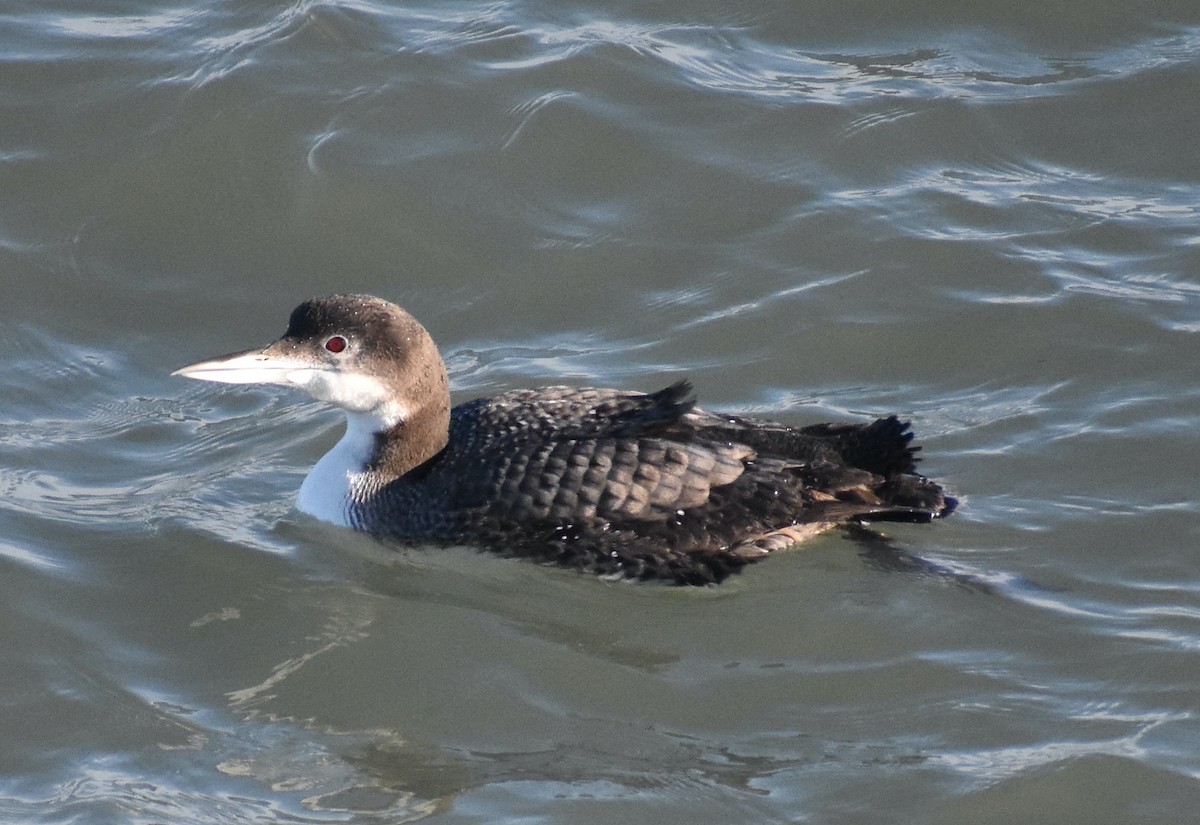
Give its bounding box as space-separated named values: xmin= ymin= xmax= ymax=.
xmin=280 ymin=294 xmax=452 ymax=478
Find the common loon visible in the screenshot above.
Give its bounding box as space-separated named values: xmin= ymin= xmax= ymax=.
xmin=174 ymin=294 xmax=955 ymax=584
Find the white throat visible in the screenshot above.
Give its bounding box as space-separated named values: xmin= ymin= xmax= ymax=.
xmin=296 ymin=409 xmax=396 ymax=527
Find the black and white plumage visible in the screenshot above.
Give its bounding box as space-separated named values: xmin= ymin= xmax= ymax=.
xmin=174 ymin=294 xmax=955 ymax=584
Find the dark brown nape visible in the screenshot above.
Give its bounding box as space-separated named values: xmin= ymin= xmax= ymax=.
xmin=369 ymin=313 xmax=452 ymax=480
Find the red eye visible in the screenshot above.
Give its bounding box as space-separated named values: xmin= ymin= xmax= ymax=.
xmin=324 ymin=335 xmax=347 ymax=353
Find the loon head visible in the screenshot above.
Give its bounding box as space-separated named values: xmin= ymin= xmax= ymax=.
xmin=175 ymin=294 xmax=448 ymax=423
xmin=174 ymin=294 xmax=452 ymax=493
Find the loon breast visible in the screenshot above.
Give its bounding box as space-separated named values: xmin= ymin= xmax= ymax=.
xmin=174 ymin=294 xmax=956 ymax=585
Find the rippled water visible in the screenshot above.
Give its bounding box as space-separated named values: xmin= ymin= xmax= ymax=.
xmin=2 ymin=1 xmax=1199 ymax=822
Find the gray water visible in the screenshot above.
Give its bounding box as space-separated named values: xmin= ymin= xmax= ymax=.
xmin=2 ymin=1 xmax=1199 ymax=822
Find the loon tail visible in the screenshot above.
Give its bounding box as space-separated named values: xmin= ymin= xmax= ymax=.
xmin=798 ymin=415 xmax=919 ymax=477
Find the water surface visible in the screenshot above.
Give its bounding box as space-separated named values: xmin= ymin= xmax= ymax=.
xmin=2 ymin=1 xmax=1199 ymax=822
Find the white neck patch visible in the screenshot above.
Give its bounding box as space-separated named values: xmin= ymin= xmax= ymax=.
xmin=296 ymin=407 xmax=401 ymax=527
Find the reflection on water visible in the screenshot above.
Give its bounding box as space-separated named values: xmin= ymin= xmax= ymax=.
xmin=2 ymin=0 xmax=1199 ymax=822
